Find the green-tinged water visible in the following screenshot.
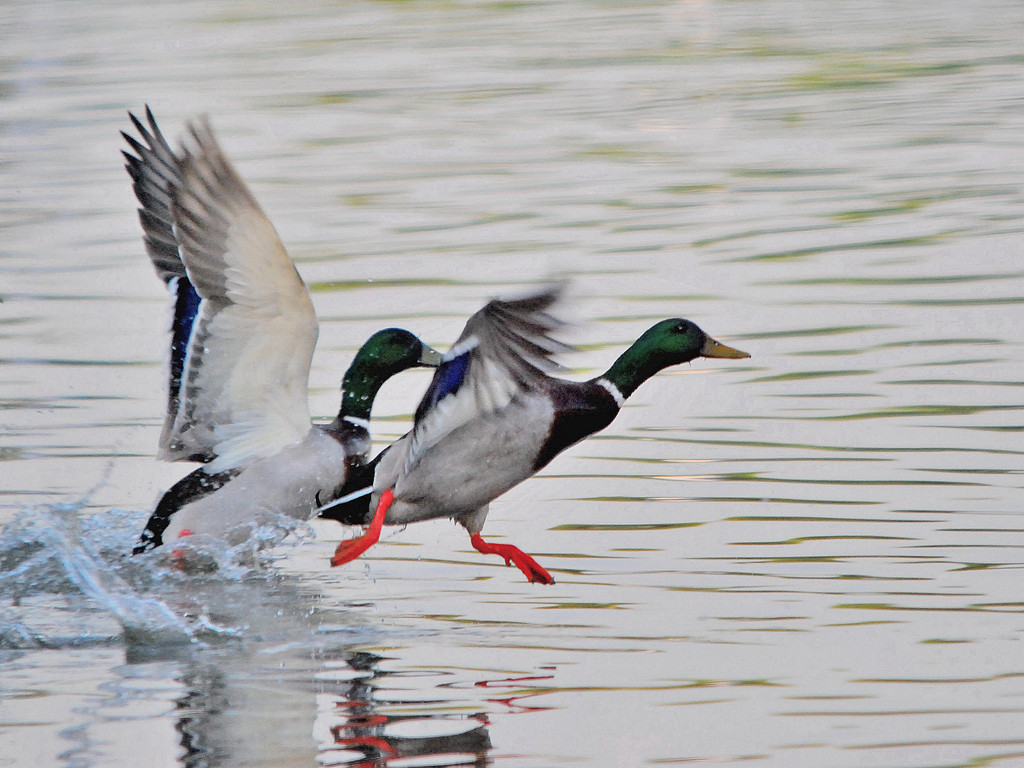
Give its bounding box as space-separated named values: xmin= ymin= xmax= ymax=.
xmin=2 ymin=1 xmax=1023 ymax=766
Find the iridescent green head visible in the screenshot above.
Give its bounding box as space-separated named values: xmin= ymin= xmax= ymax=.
xmin=340 ymin=328 xmax=442 ymax=420
xmin=602 ymin=319 xmax=748 ymax=400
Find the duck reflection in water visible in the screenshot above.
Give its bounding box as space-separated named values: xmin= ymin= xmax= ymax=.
xmin=165 ymin=651 xmax=491 ymax=768
xmin=324 ymin=651 xmax=491 ymax=767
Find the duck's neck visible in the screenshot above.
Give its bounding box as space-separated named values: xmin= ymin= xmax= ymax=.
xmin=338 ymin=361 xmax=389 ymax=423
xmin=600 ymin=340 xmax=675 ymax=401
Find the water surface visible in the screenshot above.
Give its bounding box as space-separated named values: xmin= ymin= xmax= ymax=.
xmin=2 ymin=1 xmax=1023 ymax=766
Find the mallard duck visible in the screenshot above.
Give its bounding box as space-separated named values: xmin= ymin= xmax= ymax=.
xmin=123 ymin=108 xmax=440 ymax=553
xmin=322 ymin=285 xmax=748 ymax=583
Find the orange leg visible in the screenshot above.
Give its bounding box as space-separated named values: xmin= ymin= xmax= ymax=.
xmin=469 ymin=533 xmax=554 ymax=585
xmin=170 ymin=528 xmax=194 ymax=569
xmin=331 ymin=490 xmax=393 ymax=567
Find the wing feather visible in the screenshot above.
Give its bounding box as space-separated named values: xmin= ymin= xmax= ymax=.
xmin=408 ymin=285 xmax=571 ymax=466
xmin=122 ymin=107 xmax=183 ymax=284
xmin=124 ymin=108 xmax=204 ymax=455
xmin=163 ymin=118 xmax=318 ymax=470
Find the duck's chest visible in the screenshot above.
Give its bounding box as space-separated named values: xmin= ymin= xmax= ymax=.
xmin=533 ymin=382 xmax=620 ymax=471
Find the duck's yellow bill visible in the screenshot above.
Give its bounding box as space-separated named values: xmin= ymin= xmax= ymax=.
xmin=419 ymin=345 xmax=444 ymax=367
xmin=701 ymin=337 xmax=750 ymax=359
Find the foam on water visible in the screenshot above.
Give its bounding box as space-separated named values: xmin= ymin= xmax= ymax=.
xmin=0 ymin=503 xmax=319 ymax=652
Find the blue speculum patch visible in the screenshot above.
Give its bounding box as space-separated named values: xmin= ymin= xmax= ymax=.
xmin=169 ymin=277 xmax=202 ymax=404
xmin=416 ymin=350 xmax=471 ymax=419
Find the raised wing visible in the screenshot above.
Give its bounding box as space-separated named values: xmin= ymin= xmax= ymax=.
xmin=163 ymin=117 xmax=319 ymax=471
xmin=408 ymin=285 xmax=571 ymax=466
xmin=123 ymin=107 xmax=204 ymax=457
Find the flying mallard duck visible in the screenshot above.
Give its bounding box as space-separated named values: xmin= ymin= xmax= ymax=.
xmin=123 ymin=108 xmax=440 ymax=553
xmin=322 ymin=285 xmax=748 ymax=583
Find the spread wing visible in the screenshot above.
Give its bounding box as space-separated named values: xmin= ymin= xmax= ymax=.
xmin=125 ymin=109 xmax=318 ymax=471
xmin=123 ymin=107 xmax=184 ymax=285
xmin=408 ymin=285 xmax=571 ymax=467
xmin=123 ymin=108 xmax=203 ymax=454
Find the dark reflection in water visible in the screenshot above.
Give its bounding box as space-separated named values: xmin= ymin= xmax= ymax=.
xmin=118 ymin=635 xmax=498 ymax=768
xmin=323 ymin=651 xmax=491 ymax=767
xmin=165 ymin=648 xmax=494 ymax=768
xmin=176 ymin=662 xmax=230 ymax=767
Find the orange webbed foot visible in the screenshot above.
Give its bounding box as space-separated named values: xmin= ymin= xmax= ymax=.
xmin=330 ymin=490 xmax=393 ymax=567
xmin=469 ymin=533 xmax=554 ymax=584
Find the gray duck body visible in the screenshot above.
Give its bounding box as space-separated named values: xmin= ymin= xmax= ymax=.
xmin=145 ymin=426 xmax=356 ymax=548
xmin=374 ymin=381 xmax=619 ymax=532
